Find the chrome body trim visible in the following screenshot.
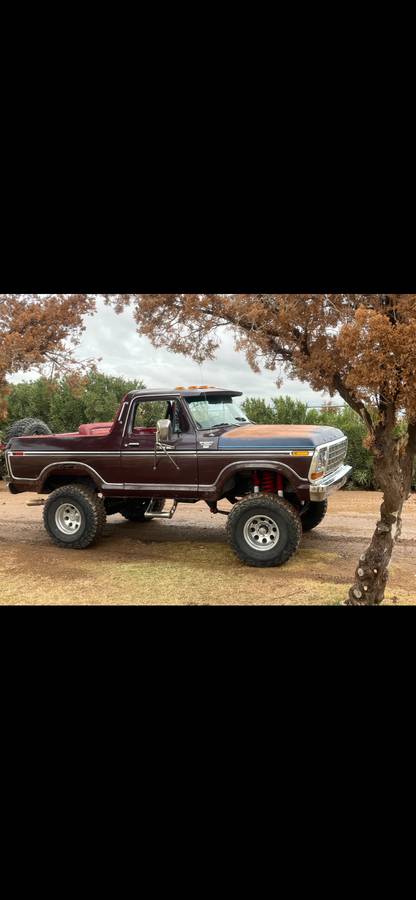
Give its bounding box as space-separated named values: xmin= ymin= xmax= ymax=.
xmin=8 ymin=457 xmax=123 ymax=488
xmin=11 ymin=448 xmax=316 ymax=458
xmin=11 ymin=451 xmax=120 ymax=457
xmin=5 ymin=450 xmax=12 ymax=478
xmin=118 ymin=402 xmax=128 ymax=423
xmin=124 ymin=484 xmax=198 ymax=491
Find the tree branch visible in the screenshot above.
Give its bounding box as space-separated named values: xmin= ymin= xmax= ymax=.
xmin=334 ymin=374 xmax=375 ymax=434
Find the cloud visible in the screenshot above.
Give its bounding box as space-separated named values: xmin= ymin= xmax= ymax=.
xmin=9 ymin=299 xmax=333 ymax=407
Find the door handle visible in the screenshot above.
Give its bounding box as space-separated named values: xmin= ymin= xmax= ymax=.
xmin=127 ymin=442 xmax=141 ymax=447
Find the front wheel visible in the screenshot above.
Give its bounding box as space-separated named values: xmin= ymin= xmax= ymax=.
xmin=227 ymin=493 xmax=302 ymax=568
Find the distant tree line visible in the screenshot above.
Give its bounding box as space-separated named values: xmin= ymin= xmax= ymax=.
xmin=0 ymin=371 xmax=142 ymax=437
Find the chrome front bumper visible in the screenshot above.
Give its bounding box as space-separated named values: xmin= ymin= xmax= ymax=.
xmin=309 ymin=465 xmax=352 ymax=502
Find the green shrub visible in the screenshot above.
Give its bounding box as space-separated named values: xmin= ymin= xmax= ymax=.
xmin=2 ymin=371 xmax=142 ymax=436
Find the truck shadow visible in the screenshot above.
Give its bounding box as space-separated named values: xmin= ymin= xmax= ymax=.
xmin=104 ymin=518 xmax=229 ymax=544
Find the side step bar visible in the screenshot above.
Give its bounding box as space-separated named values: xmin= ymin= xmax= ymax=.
xmin=145 ymin=500 xmax=178 ymax=520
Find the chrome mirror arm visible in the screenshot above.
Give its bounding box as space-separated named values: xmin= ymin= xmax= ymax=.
xmin=153 ymin=440 xmax=180 ymax=472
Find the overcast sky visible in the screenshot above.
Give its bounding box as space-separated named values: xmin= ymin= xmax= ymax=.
xmin=11 ymin=298 xmax=333 ymax=406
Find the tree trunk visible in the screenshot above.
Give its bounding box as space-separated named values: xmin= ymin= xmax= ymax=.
xmin=346 ymin=490 xmax=401 ymax=606
xmin=346 ymin=418 xmax=416 ymax=606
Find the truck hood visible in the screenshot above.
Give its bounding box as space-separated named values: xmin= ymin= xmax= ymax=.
xmin=219 ymin=424 xmax=346 ymax=450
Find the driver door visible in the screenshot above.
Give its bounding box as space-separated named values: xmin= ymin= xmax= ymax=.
xmin=121 ymin=396 xmax=198 ymax=496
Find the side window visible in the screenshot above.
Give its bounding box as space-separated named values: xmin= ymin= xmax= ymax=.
xmin=130 ymin=398 xmax=191 ymax=433
xmin=133 ymin=400 xmax=168 ymax=430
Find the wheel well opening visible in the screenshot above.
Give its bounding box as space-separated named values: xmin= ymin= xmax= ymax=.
xmin=224 ymin=469 xmax=292 ymax=499
xmin=42 ymin=474 xmax=98 ymax=495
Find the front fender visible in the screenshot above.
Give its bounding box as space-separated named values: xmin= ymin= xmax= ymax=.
xmin=201 ymin=459 xmax=308 ymax=499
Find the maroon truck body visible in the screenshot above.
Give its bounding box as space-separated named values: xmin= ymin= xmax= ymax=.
xmin=4 ymin=388 xmax=351 ymax=504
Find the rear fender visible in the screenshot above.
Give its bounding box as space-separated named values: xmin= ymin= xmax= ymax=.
xmin=38 ymin=462 xmax=104 ymax=492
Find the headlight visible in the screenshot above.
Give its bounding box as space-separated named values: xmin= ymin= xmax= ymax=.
xmin=310 ymin=446 xmax=329 ymax=481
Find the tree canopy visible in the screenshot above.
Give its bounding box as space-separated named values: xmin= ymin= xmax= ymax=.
xmin=99 ymin=294 xmax=416 ymax=424
xmin=0 ymin=293 xmax=95 ymax=417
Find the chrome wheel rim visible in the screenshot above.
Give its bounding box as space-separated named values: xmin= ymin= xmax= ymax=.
xmin=243 ymin=514 xmax=280 ymax=551
xmin=55 ymin=503 xmax=82 ymax=536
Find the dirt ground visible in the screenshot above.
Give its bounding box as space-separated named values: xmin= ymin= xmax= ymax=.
xmin=0 ymin=481 xmax=415 ymax=605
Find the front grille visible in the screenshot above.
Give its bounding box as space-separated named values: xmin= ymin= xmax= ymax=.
xmin=327 ymin=438 xmax=348 ymax=475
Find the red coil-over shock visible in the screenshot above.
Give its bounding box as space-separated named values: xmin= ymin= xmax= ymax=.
xmin=262 ymin=472 xmax=275 ymax=493
xmin=252 ymin=471 xmax=285 ymax=497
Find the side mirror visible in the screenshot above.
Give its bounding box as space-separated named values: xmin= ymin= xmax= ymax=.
xmin=157 ymin=419 xmax=172 ymax=444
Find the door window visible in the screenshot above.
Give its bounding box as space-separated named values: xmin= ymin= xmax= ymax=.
xmin=130 ymin=399 xmax=190 ymax=435
xmin=133 ymin=400 xmax=168 ymax=431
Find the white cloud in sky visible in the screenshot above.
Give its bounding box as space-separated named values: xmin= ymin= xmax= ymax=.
xmin=9 ymin=299 xmax=333 ymax=407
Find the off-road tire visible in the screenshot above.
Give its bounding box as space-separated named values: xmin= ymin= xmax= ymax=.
xmin=300 ymin=500 xmax=328 ymax=533
xmin=5 ymin=417 xmax=52 ymax=441
xmin=120 ymin=499 xmax=166 ymax=522
xmin=227 ymin=493 xmax=302 ymax=568
xmin=43 ymin=484 xmax=107 ymax=549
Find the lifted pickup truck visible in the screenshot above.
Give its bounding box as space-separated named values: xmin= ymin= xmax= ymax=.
xmin=2 ymin=388 xmax=352 ymax=567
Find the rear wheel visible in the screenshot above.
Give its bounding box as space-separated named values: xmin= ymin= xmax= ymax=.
xmin=300 ymin=500 xmax=328 ymax=533
xmin=43 ymin=484 xmax=106 ymax=549
xmin=120 ymin=499 xmax=166 ymax=522
xmin=227 ymin=493 xmax=302 ymax=568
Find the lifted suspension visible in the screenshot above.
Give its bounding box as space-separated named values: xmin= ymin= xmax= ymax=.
xmin=252 ymin=471 xmax=284 ymax=497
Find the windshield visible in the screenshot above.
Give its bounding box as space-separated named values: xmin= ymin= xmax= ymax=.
xmin=186 ymin=396 xmax=251 ymax=429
